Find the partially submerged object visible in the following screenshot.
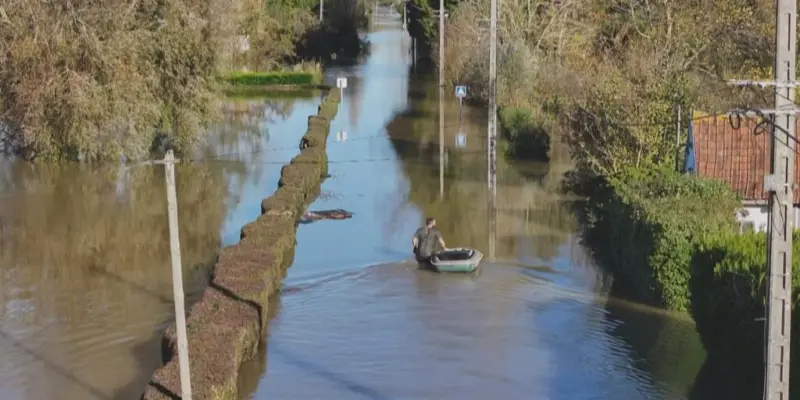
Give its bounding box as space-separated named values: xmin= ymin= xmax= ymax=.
xmin=429 ymin=248 xmax=483 ymax=273
xmin=300 ymin=208 xmax=353 ymax=224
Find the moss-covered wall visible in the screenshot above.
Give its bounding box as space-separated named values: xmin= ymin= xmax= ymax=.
xmin=140 ymin=89 xmax=341 ymax=400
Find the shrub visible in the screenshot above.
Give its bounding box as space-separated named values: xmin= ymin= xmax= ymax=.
xmin=584 ymin=165 xmax=740 ymax=311
xmin=690 ymin=231 xmax=800 ymax=395
xmin=498 ymin=107 xmax=550 ymax=161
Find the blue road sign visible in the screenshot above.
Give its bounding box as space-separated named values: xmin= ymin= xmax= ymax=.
xmin=455 ymin=85 xmax=467 ymax=98
xmin=456 ymin=132 xmax=466 ymax=148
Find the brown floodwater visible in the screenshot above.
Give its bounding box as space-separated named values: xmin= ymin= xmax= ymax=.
xmin=0 ymin=95 xmax=327 ymax=399
xmin=0 ymin=18 xmax=723 ymax=400
xmin=238 ymin=23 xmax=712 ymax=400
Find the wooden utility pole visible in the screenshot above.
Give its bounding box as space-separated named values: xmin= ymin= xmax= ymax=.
xmin=164 ymin=150 xmax=193 ymax=400
xmin=728 ymin=0 xmax=796 ymax=397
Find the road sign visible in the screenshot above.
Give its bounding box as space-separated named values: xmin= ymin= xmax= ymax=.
xmin=456 ymin=132 xmax=466 ymax=148
xmin=455 ymin=85 xmax=467 ymax=98
xmin=336 ymin=77 xmax=347 ymax=89
xmin=337 ymin=131 xmax=347 ymax=142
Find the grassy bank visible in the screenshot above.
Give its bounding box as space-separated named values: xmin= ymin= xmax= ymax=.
xmin=219 ymin=67 xmax=327 ymax=96
xmin=141 ymin=89 xmax=341 ymax=400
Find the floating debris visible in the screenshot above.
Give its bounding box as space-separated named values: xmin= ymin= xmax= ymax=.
xmin=300 ymin=208 xmax=354 ymax=224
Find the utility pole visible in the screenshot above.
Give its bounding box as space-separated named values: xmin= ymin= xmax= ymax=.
xmin=439 ymin=89 xmax=445 ymax=197
xmin=487 ymin=0 xmax=497 ymax=200
xmin=675 ymin=104 xmax=682 ymax=172
xmin=765 ymin=1 xmax=796 ymax=397
xmin=438 ymin=0 xmax=445 ymax=197
xmin=164 ymin=150 xmax=193 ymax=400
xmin=439 ymin=0 xmax=445 ymax=90
xmin=319 ymin=0 xmax=323 ymax=21
xmin=728 ymin=0 xmax=796 ymax=398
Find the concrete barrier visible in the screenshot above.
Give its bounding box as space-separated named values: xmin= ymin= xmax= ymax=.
xmin=141 ymin=89 xmax=341 ymax=400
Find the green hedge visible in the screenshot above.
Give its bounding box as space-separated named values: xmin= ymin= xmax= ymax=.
xmin=690 ymin=231 xmax=800 ymax=395
xmin=584 ymin=165 xmax=740 ymax=311
xmin=498 ymin=107 xmax=550 ymax=161
xmin=221 ymin=71 xmax=321 ymax=86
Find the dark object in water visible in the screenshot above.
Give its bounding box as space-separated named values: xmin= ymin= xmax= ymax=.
xmin=300 ymin=208 xmax=353 ymax=224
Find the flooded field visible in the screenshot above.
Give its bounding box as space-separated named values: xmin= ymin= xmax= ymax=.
xmin=0 ymin=95 xmax=324 ymax=399
xmin=0 ymin=19 xmax=729 ymax=400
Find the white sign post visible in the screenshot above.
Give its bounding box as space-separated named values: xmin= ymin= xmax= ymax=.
xmin=337 ymin=130 xmax=347 ymax=142
xmin=336 ymin=77 xmax=347 ymax=98
xmin=456 ymin=132 xmax=466 ymax=148
xmin=455 ymin=85 xmax=467 ymax=99
xmin=455 ymin=85 xmax=467 ymax=137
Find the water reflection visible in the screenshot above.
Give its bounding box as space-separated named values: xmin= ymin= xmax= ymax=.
xmin=243 ymin=26 xmax=718 ymax=400
xmin=0 ymin=95 xmax=319 ymax=400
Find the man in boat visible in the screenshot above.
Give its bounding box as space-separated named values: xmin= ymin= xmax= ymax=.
xmin=412 ymin=217 xmax=446 ymax=263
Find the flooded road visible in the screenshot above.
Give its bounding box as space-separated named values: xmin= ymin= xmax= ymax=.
xmin=242 ymin=25 xmax=711 ymax=400
xmin=0 ymin=20 xmax=720 ymax=400
xmin=0 ymin=95 xmax=326 ymax=399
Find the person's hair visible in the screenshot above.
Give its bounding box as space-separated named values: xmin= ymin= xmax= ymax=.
xmin=425 ymin=217 xmax=435 ymax=226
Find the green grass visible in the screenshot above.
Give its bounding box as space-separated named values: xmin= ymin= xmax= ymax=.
xmin=223 ymin=88 xmax=323 ymax=100
xmin=221 ymin=70 xmax=322 ymax=86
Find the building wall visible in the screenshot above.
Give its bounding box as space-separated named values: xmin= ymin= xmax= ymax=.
xmin=737 ymin=204 xmax=800 ymax=233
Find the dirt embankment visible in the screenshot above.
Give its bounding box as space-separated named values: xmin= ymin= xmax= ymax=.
xmin=141 ymin=89 xmax=341 ymax=400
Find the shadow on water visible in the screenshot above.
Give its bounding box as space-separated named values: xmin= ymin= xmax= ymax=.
xmin=0 ymin=95 xmax=323 ymax=400
xmin=602 ymin=286 xmax=706 ymax=399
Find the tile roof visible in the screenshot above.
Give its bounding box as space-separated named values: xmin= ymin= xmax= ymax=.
xmin=690 ymin=116 xmax=800 ymax=202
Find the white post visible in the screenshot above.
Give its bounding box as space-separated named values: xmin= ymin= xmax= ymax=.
xmin=487 ymin=0 xmax=497 ymax=200
xmin=164 ymin=150 xmax=192 ymax=400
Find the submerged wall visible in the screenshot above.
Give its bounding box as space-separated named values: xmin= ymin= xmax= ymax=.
xmin=141 ymin=90 xmax=341 ymax=400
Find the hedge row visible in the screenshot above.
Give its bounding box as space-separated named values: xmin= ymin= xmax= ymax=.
xmin=689 ymin=231 xmax=800 ymax=396
xmin=584 ymin=165 xmax=740 ymax=311
xmin=221 ymin=70 xmax=322 ymax=86
xmin=140 ymin=89 xmax=341 ymax=400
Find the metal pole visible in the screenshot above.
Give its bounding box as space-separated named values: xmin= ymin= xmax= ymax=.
xmin=439 ymin=0 xmax=445 ymax=90
xmin=487 ymin=0 xmax=497 ymax=199
xmin=439 ymin=84 xmax=445 ymax=197
xmin=765 ymin=0 xmax=796 ymax=397
xmin=439 ymin=0 xmax=445 ymax=197
xmin=413 ymin=38 xmax=417 ymax=71
xmin=164 ymin=150 xmax=193 ymax=400
xmin=675 ymin=104 xmax=682 ymax=172
xmin=319 ymin=0 xmax=323 ymax=21
xmin=458 ymin=97 xmax=463 ymax=133
xmin=403 ymin=1 xmax=407 ymax=31
xmin=488 ymin=194 xmax=497 ymax=261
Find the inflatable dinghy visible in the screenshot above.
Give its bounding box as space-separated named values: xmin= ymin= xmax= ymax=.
xmin=429 ymin=248 xmax=483 ymax=273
